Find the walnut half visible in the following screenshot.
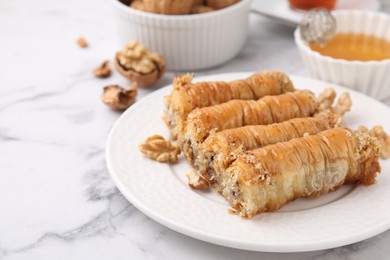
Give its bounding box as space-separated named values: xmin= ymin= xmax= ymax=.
xmin=332 ymin=92 xmax=352 ymax=118
xmin=139 ymin=135 xmax=180 ymax=163
xmin=318 ymin=88 xmax=336 ymax=110
xmin=101 ymin=84 xmax=137 ymax=110
xmin=115 ymin=41 xmax=166 ymax=88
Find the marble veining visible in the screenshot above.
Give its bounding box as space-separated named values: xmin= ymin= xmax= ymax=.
xmin=1 ymin=0 xmax=390 ymax=259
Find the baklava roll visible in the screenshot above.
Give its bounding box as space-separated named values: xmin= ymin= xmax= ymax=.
xmin=164 ymin=71 xmax=294 ymax=138
xmin=223 ymin=128 xmax=381 ymax=218
xmin=183 ymin=90 xmax=318 ymax=162
xmin=197 ymin=112 xmax=338 ymax=183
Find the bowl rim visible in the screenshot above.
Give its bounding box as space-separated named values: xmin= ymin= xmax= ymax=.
xmin=113 ymin=0 xmax=252 ymax=20
xmin=294 ymin=10 xmax=390 ymax=65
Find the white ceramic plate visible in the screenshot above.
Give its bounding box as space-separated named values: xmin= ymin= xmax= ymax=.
xmin=106 ymin=73 xmax=390 ymax=252
xmin=251 ymin=0 xmax=380 ymax=26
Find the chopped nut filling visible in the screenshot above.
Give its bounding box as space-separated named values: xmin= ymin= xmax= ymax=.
xmin=186 ymin=170 xmax=209 ymax=190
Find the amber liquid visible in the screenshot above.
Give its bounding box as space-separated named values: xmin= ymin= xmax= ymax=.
xmin=289 ymin=0 xmax=337 ymax=10
xmin=310 ymin=33 xmax=390 ymax=61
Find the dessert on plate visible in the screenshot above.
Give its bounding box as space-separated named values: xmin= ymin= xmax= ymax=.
xmin=140 ymin=70 xmax=388 ymax=218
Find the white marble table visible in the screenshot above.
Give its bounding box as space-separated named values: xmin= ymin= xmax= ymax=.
xmin=1 ymin=0 xmax=389 ymax=259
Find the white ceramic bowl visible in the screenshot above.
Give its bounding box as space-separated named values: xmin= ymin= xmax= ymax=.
xmin=295 ymin=10 xmax=390 ymax=100
xmin=113 ymin=0 xmax=251 ymax=71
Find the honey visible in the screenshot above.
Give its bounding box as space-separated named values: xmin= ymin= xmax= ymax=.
xmin=310 ymin=33 xmax=390 ymax=61
xmin=289 ymin=0 xmax=337 ymax=10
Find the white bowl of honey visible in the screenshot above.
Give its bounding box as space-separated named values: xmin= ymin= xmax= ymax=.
xmin=295 ymin=10 xmax=390 ymax=100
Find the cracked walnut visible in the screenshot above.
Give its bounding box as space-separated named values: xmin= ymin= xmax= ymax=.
xmin=115 ymin=41 xmax=166 ymax=87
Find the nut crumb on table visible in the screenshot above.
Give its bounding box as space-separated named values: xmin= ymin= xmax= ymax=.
xmin=76 ymin=37 xmax=89 ymax=48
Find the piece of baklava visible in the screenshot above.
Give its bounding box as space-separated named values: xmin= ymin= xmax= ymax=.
xmin=182 ymin=90 xmax=318 ymax=163
xmin=164 ymin=71 xmax=294 ymax=139
xmin=197 ymin=112 xmax=339 ymax=184
xmin=222 ymin=128 xmax=381 ymax=218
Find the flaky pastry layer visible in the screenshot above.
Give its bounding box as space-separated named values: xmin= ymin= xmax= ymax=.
xmin=222 ymin=128 xmax=381 ymax=218
xmin=182 ymin=90 xmax=319 ymax=164
xmin=196 ymin=112 xmax=338 ymax=184
xmin=164 ymin=71 xmax=294 ymax=139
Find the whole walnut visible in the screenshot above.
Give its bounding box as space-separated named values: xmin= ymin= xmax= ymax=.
xmin=131 ymin=0 xmax=194 ymax=14
xmin=115 ymin=41 xmax=166 ymax=88
xmin=130 ymin=0 xmax=146 ymax=11
xmin=191 ymin=5 xmax=214 ymax=14
xmin=192 ymin=0 xmax=205 ymax=6
xmin=207 ymin=0 xmax=240 ymax=9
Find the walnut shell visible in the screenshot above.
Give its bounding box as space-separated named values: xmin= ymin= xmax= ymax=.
xmin=115 ymin=41 xmax=166 ymax=88
xmin=101 ymin=84 xmax=137 ymax=110
xmin=92 ymin=60 xmax=111 ymax=78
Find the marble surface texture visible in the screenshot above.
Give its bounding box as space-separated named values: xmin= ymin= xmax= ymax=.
xmin=1 ymin=0 xmax=390 ymax=259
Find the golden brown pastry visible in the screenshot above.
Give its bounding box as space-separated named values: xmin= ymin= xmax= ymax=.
xmin=196 ymin=112 xmax=338 ymax=183
xmin=182 ymin=90 xmax=318 ymax=163
xmin=222 ymin=128 xmax=381 ymax=218
xmin=164 ymin=71 xmax=294 ymax=139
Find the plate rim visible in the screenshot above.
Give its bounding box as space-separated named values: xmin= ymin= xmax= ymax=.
xmin=106 ymin=72 xmax=390 ymax=252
